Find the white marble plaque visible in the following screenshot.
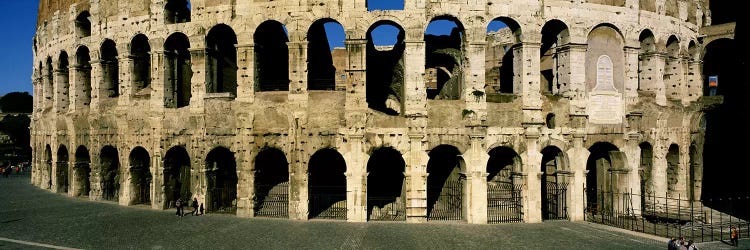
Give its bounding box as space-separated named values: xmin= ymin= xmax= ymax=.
xmin=588 ymin=55 xmax=622 ymax=124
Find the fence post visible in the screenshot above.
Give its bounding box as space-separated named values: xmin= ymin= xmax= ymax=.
xmin=678 ymin=193 xmax=681 ymax=238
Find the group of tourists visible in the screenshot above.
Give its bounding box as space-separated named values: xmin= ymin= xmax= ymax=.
xmin=668 ymin=237 xmax=698 ymax=250
xmin=1 ymin=162 xmax=29 ymax=177
xmin=175 ymin=197 xmax=204 ymax=217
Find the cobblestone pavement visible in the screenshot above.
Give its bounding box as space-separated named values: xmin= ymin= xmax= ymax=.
xmin=0 ymin=175 xmax=745 ymax=250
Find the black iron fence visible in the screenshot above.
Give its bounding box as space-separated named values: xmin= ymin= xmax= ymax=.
xmin=254 ymin=182 xmax=289 ymax=218
xmin=543 ymin=182 xmax=569 ymax=220
xmin=368 ymin=196 xmax=406 ymax=221
xmin=586 ymin=189 xmax=750 ymax=243
xmin=208 ymin=187 xmax=237 ymax=214
xmin=427 ymin=180 xmax=464 ymax=221
xmin=309 ymin=186 xmax=347 ymax=220
xmin=487 ymin=182 xmax=524 ymax=223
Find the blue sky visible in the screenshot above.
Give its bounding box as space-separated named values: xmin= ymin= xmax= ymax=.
xmin=0 ymin=0 xmax=506 ymax=97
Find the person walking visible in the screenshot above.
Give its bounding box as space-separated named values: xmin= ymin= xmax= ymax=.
xmin=668 ymin=238 xmax=677 ymax=250
xmin=199 ymin=203 xmax=204 ymax=216
xmin=175 ymin=197 xmax=183 ymax=217
xmin=731 ymin=226 xmax=739 ymax=247
xmin=191 ymin=198 xmax=199 ymax=216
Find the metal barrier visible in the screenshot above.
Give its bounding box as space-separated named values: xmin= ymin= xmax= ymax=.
xmin=368 ymin=196 xmax=406 ymax=221
xmin=427 ymin=180 xmax=464 ymax=221
xmin=254 ymin=182 xmax=289 ymax=218
xmin=487 ymin=182 xmax=524 ymax=223
xmin=309 ymin=186 xmax=347 ymax=220
xmin=543 ymin=182 xmax=569 ymax=220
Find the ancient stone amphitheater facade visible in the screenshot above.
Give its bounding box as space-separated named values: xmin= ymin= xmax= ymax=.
xmin=31 ymin=0 xmax=713 ymax=223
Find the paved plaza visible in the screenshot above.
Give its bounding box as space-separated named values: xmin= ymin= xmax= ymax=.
xmin=0 ymin=174 xmax=746 ymax=250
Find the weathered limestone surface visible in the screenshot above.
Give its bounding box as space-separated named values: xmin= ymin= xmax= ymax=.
xmin=31 ymin=0 xmax=711 ymax=224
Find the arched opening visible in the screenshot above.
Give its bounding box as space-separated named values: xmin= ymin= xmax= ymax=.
xmin=100 ymin=146 xmax=120 ymax=201
xmin=703 ymin=39 xmax=738 ymax=97
xmin=101 ymin=39 xmax=119 ymax=98
xmin=74 ymin=146 xmax=91 ymax=197
xmin=638 ymin=30 xmax=657 ymax=92
xmin=164 ymin=32 xmax=192 ymax=108
xmin=253 ymin=147 xmax=289 ymax=218
xmin=254 ymin=20 xmax=289 ymax=92
xmin=425 ymin=16 xmax=464 ymax=100
xmin=44 ymin=57 xmax=53 ymax=106
xmin=75 ymin=11 xmax=91 ymax=38
xmin=541 ymin=146 xmax=568 ymax=220
xmin=75 ymin=46 xmax=92 ymax=106
xmin=366 ymin=0 xmax=404 ymax=11
xmin=164 ymin=0 xmax=190 ymax=24
xmin=666 ymin=144 xmax=680 ymax=197
xmin=56 ymin=145 xmax=69 ymax=194
xmin=307 ymin=19 xmax=345 ymax=91
xmin=664 ymin=36 xmax=682 ymax=100
xmin=57 ymin=51 xmax=70 ymax=111
xmin=45 ymin=145 xmax=52 ymax=189
xmin=130 ymin=34 xmax=151 ymax=94
xmin=206 ymin=24 xmax=237 ymax=95
xmin=486 ymin=17 xmax=521 ymax=95
xmin=487 ymin=146 xmax=522 ymax=223
xmin=586 ymin=24 xmax=624 ymax=94
xmin=366 ymin=147 xmax=406 ymax=221
xmin=540 ymin=20 xmax=570 ymax=95
xmin=205 ymin=147 xmax=237 ymax=214
xmin=427 ymin=145 xmax=464 ymax=221
xmin=129 ymin=147 xmax=151 ymax=205
xmin=546 ymin=113 xmax=556 ymax=129
xmin=308 ymin=148 xmax=347 ymax=220
xmin=586 ymin=142 xmax=620 ymax=215
xmin=366 ymin=21 xmax=405 ymax=115
xmin=163 ymin=146 xmax=191 ymax=209
xmin=639 ymin=142 xmax=653 ymax=209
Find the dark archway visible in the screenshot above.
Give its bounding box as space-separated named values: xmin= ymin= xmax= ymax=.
xmin=130 ymin=34 xmax=151 ymax=93
xmin=425 ymin=16 xmax=465 ymax=100
xmin=57 ymin=51 xmax=70 ymax=110
xmin=101 ymin=39 xmax=119 ymax=97
xmin=427 ymin=145 xmax=464 ymax=221
xmin=44 ymin=57 xmax=53 ymax=106
xmin=540 ymin=20 xmax=569 ymax=95
xmin=688 ymin=143 xmax=701 ymax=201
xmin=75 ymin=11 xmax=91 ymax=37
xmin=586 ymin=142 xmax=619 ymax=214
xmin=255 ymin=20 xmax=289 ymax=91
xmin=487 ymin=17 xmax=522 ymax=95
xmin=253 ymin=147 xmax=289 ymax=218
xmin=541 ymin=146 xmax=568 ymax=220
xmin=100 ymin=146 xmax=120 ymax=201
xmin=307 ymin=19 xmax=345 ymax=91
xmin=164 ymin=32 xmax=192 ymax=108
xmin=45 ymin=145 xmax=52 ymax=189
xmin=308 ymin=148 xmax=347 ymax=220
xmin=74 ymin=146 xmax=91 ymax=197
xmin=129 ymin=147 xmax=151 ymax=205
xmin=366 ymin=21 xmax=405 ymax=115
xmin=164 ymin=146 xmax=191 ymax=209
xmin=206 ymin=24 xmax=238 ymax=95
xmin=639 ymin=142 xmax=653 ymax=209
xmin=487 ymin=146 xmax=522 ymax=223
xmin=75 ymin=46 xmax=92 ymax=106
xmin=165 ymin=0 xmax=190 ymax=24
xmin=366 ymin=147 xmax=406 ymax=221
xmin=56 ymin=145 xmax=69 ymax=194
xmin=666 ymin=144 xmax=680 ymax=196
xmin=205 ymin=147 xmax=237 ymax=214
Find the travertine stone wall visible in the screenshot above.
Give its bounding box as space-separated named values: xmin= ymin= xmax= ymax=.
xmin=31 ymin=0 xmax=710 ymax=224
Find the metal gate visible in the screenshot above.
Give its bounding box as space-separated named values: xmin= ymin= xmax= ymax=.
xmin=309 ymin=186 xmax=347 ymax=220
xmin=488 ymin=183 xmax=523 ymax=223
xmin=254 ymin=181 xmax=289 ymax=218
xmin=208 ymin=187 xmax=237 ymax=214
xmin=543 ymin=181 xmax=569 ymax=220
xmin=427 ymin=180 xmax=463 ymax=221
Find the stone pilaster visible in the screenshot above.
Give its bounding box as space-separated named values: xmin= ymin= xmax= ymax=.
xmin=566 ymin=114 xmax=589 ymax=221
xmin=686 ymin=60 xmax=702 ymax=102
xmin=344 ymin=38 xmax=367 ymax=127
xmin=150 ymin=51 xmax=165 ymax=109
xmin=406 ymin=132 xmax=428 ymax=223
xmin=188 ymin=47 xmax=206 ymax=111
xmin=567 ymin=44 xmax=587 ymax=115
xmin=463 ymin=127 xmax=489 ymax=224
xmin=89 ymin=58 xmax=102 ymax=111
xmin=344 ymin=134 xmax=367 ymax=222
xmin=464 ymin=41 xmax=487 ymax=123
xmin=403 ymin=40 xmax=426 ymax=116
xmin=521 ymin=126 xmax=543 ymax=223
xmin=624 ymin=47 xmax=639 ymax=106
xmin=623 ymin=132 xmax=642 ymax=215
xmin=236 ymin=43 xmax=255 ymax=103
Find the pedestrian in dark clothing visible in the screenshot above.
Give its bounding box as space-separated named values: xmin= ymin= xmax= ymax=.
xmin=199 ymin=203 xmax=204 ymax=215
xmin=175 ymin=198 xmax=184 ymax=217
xmin=668 ymin=238 xmax=677 ymax=250
xmin=191 ymin=198 xmax=199 ymax=216
xmin=731 ymin=226 xmax=740 ymax=247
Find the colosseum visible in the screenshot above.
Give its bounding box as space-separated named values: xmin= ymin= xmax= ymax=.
xmin=30 ymin=0 xmax=723 ymax=224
